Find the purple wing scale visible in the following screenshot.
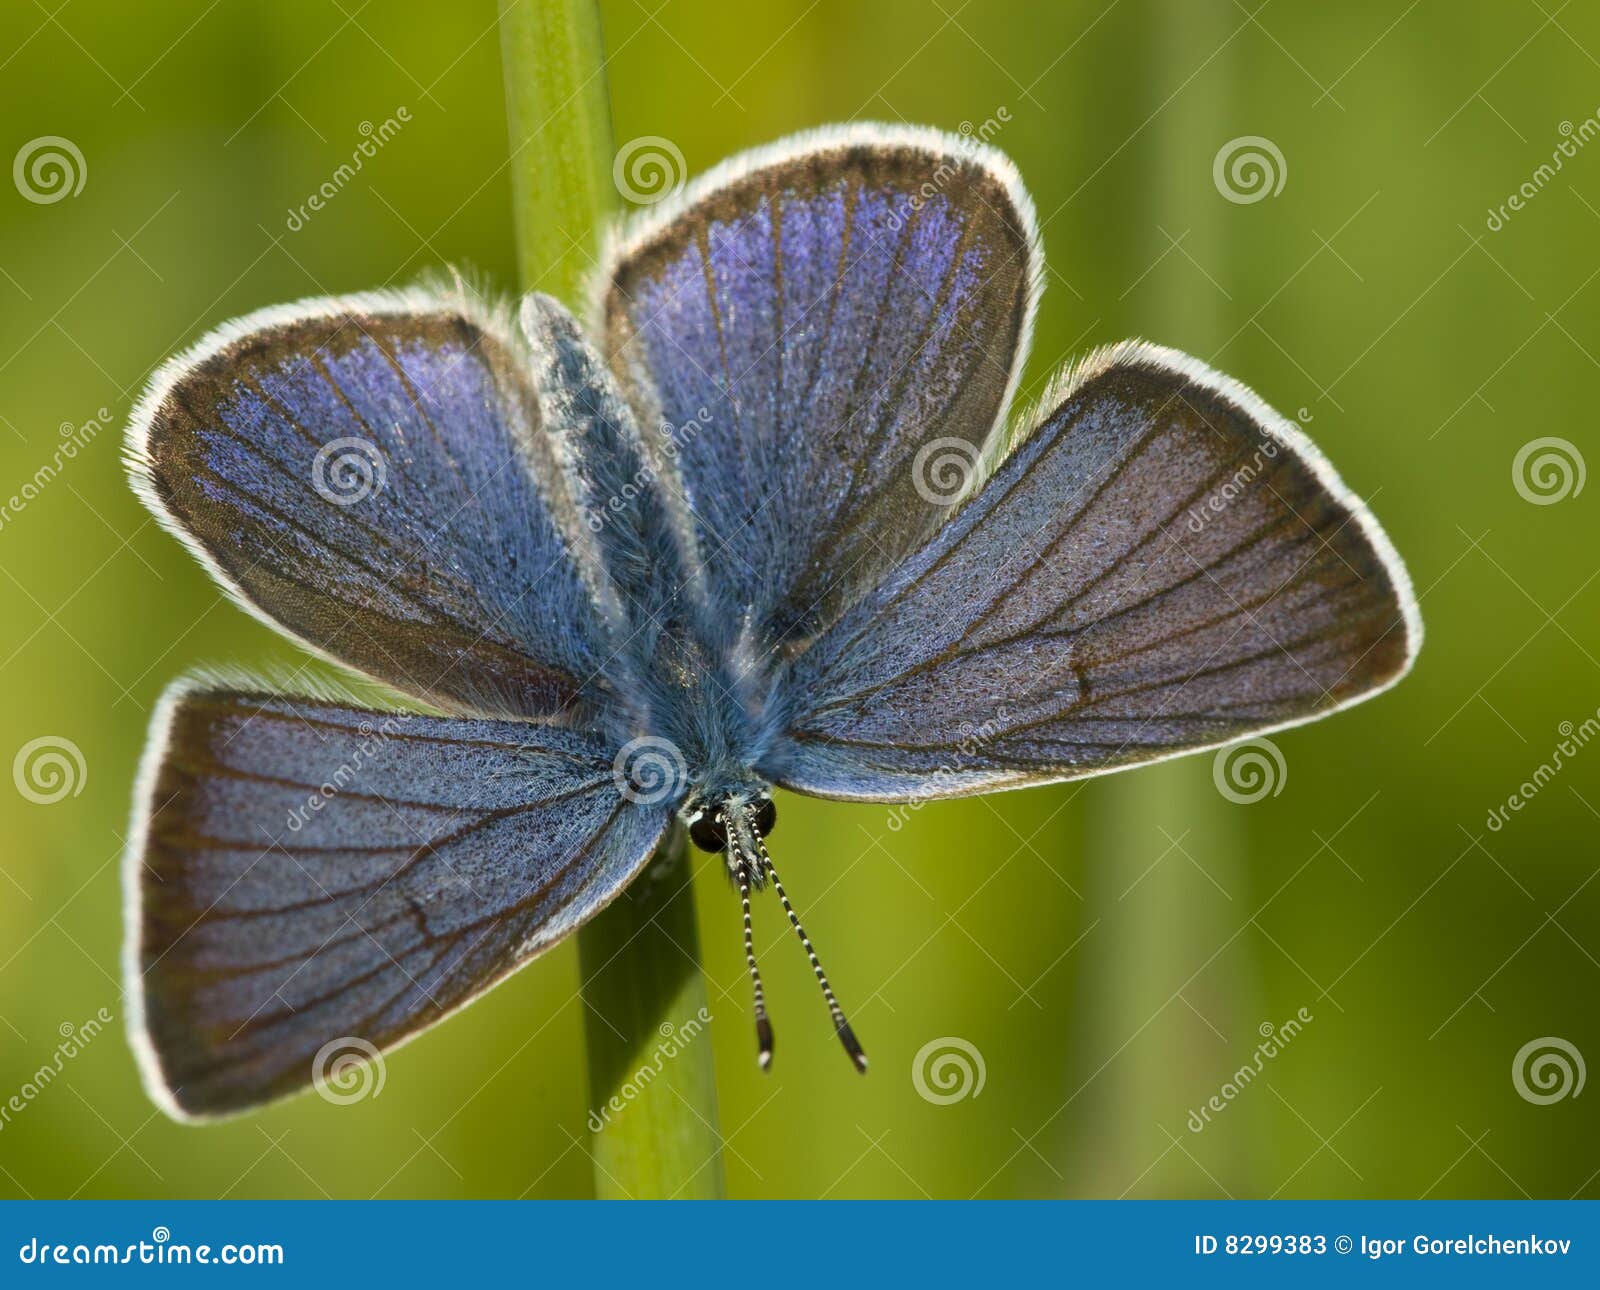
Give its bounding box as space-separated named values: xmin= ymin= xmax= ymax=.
xmin=596 ymin=126 xmax=1039 ymax=647
xmin=129 ymin=289 xmax=611 ymax=721
xmin=126 ymin=685 xmax=666 ymax=1119
xmin=763 ymin=344 xmax=1420 ymax=800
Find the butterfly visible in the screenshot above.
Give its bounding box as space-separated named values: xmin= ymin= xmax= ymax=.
xmin=122 ymin=123 xmax=1420 ymax=1120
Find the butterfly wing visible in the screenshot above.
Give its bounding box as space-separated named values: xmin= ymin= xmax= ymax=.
xmin=126 ymin=683 xmax=667 ymax=1119
xmin=593 ymin=123 xmax=1040 ymax=647
xmin=760 ymin=343 xmax=1421 ymax=800
xmin=128 ymin=286 xmax=612 ymax=721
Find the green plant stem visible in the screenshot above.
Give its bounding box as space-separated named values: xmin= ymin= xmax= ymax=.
xmin=498 ymin=0 xmax=617 ymax=304
xmin=577 ymin=830 xmax=726 ymax=1198
xmin=497 ymin=0 xmax=725 ymax=1199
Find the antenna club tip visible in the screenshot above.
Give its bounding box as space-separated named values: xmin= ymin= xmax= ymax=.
xmin=756 ymin=1015 xmax=774 ymax=1071
xmin=836 ymin=1022 xmax=868 ymax=1074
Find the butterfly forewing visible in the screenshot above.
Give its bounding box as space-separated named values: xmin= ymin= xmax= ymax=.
xmin=596 ymin=124 xmax=1040 ymax=647
xmin=129 ymin=289 xmax=611 ymax=721
xmin=762 ymin=343 xmax=1419 ymax=800
xmin=126 ymin=686 xmax=668 ymax=1119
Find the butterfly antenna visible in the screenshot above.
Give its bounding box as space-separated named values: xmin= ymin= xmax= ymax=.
xmin=751 ymin=822 xmax=868 ymax=1074
xmin=728 ymin=812 xmax=774 ymax=1072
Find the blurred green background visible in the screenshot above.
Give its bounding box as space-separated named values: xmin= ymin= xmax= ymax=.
xmin=1 ymin=0 xmax=1596 ymax=1199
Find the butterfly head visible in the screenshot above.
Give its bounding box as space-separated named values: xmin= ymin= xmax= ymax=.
xmin=682 ymin=789 xmax=776 ymax=869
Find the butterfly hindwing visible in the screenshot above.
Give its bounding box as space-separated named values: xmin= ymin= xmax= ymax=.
xmin=128 ymin=288 xmax=611 ymax=721
xmin=595 ymin=124 xmax=1040 ymax=648
xmin=126 ymin=684 xmax=668 ymax=1119
xmin=762 ymin=343 xmax=1420 ymax=800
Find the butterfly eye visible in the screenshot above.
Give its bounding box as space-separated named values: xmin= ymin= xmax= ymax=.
xmin=753 ymin=796 xmax=777 ymax=836
xmin=688 ymin=810 xmax=728 ymax=853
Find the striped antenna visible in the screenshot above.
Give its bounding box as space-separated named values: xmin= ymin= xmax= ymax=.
xmin=750 ymin=814 xmax=868 ymax=1074
xmin=726 ymin=810 xmax=773 ymax=1071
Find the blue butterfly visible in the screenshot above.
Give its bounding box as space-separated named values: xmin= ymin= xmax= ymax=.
xmin=122 ymin=124 xmax=1420 ymax=1119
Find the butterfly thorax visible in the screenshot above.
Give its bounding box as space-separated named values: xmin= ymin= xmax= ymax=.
xmin=600 ymin=606 xmax=780 ymax=788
